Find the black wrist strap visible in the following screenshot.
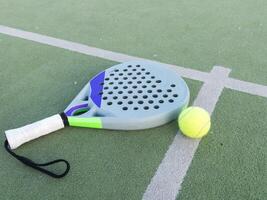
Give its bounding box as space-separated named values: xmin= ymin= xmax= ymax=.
xmin=4 ymin=140 xmax=70 ymax=178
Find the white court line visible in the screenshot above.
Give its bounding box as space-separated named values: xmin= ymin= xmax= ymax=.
xmin=142 ymin=66 xmax=231 ymax=200
xmin=0 ymin=25 xmax=208 ymax=82
xmin=225 ymin=78 xmax=267 ymax=97
xmin=0 ymin=25 xmax=266 ymax=98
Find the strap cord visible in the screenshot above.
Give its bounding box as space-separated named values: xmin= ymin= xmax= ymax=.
xmin=4 ymin=140 xmax=70 ymax=178
xmin=4 ymin=112 xmax=70 ymax=178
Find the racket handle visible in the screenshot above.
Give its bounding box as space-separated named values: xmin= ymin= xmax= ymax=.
xmin=5 ymin=114 xmax=65 ymax=149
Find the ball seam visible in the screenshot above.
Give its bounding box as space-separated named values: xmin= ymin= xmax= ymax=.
xmin=196 ymin=120 xmax=211 ymax=138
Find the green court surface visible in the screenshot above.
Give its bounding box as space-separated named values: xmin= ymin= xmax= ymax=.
xmin=1 ymin=0 xmax=267 ymax=85
xmin=0 ymin=1 xmax=266 ymax=200
xmin=178 ymin=90 xmax=267 ymax=200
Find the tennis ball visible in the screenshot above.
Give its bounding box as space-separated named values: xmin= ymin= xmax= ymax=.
xmin=178 ymin=106 xmax=211 ymax=138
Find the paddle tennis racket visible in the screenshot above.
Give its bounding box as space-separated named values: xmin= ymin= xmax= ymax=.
xmin=5 ymin=61 xmax=190 ymax=178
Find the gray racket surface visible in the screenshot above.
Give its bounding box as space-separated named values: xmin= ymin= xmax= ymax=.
xmin=65 ymin=60 xmax=190 ymax=130
xmin=6 ymin=61 xmax=190 ymax=149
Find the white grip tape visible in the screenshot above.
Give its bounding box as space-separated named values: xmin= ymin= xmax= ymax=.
xmin=5 ymin=114 xmax=65 ymax=149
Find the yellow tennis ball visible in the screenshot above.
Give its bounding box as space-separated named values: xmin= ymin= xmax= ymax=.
xmin=178 ymin=106 xmax=211 ymax=138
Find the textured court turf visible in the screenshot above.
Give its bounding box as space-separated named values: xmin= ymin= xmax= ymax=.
xmin=0 ymin=0 xmax=267 ymax=85
xmin=177 ymin=90 xmax=267 ymax=200
xmin=0 ymin=1 xmax=266 ymax=200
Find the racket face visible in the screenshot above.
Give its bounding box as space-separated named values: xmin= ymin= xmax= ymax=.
xmin=65 ymin=61 xmax=190 ymax=130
